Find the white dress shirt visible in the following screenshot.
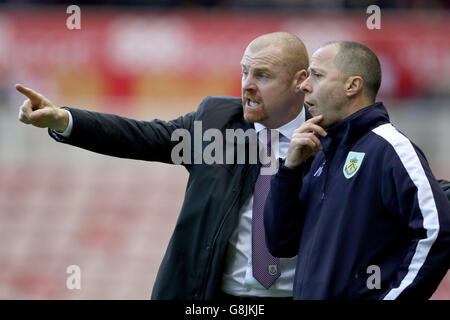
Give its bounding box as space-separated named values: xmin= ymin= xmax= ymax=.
xmin=221 ymin=108 xmax=306 ymax=297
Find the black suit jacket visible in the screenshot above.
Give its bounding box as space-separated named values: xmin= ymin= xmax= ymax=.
xmin=49 ymin=96 xmax=312 ymax=299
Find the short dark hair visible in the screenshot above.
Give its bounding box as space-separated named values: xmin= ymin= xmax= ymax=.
xmin=322 ymin=41 xmax=382 ymax=101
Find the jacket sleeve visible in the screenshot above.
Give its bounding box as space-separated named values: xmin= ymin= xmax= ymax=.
xmin=380 ymin=146 xmax=450 ymax=300
xmin=264 ymin=162 xmax=308 ymax=258
xmin=47 ymin=99 xmax=208 ymax=167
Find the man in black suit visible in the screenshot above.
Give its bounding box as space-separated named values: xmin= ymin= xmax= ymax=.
xmin=16 ymin=32 xmax=312 ymax=299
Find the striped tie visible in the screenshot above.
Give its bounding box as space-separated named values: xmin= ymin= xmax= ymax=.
xmin=252 ymin=129 xmax=281 ymax=289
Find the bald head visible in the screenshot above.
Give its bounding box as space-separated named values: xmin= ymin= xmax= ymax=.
xmin=247 ymin=32 xmax=309 ymax=76
xmin=240 ymin=32 xmax=309 ymax=128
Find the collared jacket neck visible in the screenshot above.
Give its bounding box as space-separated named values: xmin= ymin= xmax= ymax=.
xmin=320 ymin=102 xmax=390 ymax=152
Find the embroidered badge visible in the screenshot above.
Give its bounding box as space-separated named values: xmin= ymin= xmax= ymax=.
xmin=268 ymin=265 xmax=278 ymax=275
xmin=343 ymin=151 xmax=365 ymax=179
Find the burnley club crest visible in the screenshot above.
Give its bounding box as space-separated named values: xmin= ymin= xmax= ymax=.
xmin=343 ymin=151 xmax=365 ymax=179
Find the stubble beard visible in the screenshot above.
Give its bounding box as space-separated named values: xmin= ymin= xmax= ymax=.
xmin=243 ymin=104 xmax=269 ymax=124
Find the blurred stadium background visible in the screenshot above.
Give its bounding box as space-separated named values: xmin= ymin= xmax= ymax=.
xmin=0 ymin=0 xmax=449 ymax=299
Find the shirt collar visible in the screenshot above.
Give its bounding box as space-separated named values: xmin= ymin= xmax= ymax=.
xmin=253 ymin=107 xmax=305 ymax=141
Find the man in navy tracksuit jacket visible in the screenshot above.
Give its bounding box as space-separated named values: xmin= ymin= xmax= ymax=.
xmin=264 ymin=41 xmax=450 ymax=300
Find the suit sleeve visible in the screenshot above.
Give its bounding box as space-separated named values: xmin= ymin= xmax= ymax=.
xmin=380 ymin=146 xmax=450 ymax=300
xmin=47 ymin=99 xmax=209 ymax=167
xmin=264 ymin=162 xmax=308 ymax=258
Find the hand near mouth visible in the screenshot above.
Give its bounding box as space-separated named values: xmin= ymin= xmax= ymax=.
xmin=285 ymin=115 xmax=327 ymax=168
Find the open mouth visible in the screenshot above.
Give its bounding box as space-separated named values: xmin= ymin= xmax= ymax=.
xmin=245 ymin=98 xmax=262 ymax=109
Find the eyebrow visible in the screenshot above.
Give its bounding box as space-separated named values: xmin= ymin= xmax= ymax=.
xmin=308 ymin=67 xmax=326 ymax=74
xmin=240 ymin=65 xmax=272 ymax=73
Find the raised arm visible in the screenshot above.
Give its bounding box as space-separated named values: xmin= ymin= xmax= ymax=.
xmin=16 ymin=84 xmax=197 ymax=166
xmin=264 ymin=115 xmax=326 ymax=257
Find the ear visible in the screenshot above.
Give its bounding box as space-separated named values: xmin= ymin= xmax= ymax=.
xmin=294 ymin=69 xmax=308 ymax=91
xmin=345 ymin=76 xmax=363 ymax=97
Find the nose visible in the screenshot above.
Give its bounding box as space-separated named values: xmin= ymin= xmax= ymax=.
xmin=242 ymin=74 xmax=257 ymax=92
xmin=300 ymin=77 xmax=312 ymax=94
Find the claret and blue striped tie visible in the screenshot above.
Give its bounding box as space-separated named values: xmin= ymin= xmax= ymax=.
xmin=252 ymin=129 xmax=281 ymax=289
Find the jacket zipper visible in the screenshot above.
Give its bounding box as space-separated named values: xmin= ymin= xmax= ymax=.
xmin=198 ymin=165 xmax=251 ymax=299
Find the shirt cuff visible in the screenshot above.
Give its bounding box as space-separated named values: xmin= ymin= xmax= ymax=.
xmin=54 ymin=108 xmax=73 ymax=137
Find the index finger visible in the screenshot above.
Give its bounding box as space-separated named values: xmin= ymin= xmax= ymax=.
xmin=307 ymin=122 xmax=327 ymax=137
xmin=297 ymin=119 xmax=327 ymax=137
xmin=15 ymin=84 xmax=42 ymax=103
xmin=306 ymin=114 xmax=324 ymax=124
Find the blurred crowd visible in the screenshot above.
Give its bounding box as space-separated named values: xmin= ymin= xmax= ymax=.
xmin=1 ymin=0 xmax=449 ymax=9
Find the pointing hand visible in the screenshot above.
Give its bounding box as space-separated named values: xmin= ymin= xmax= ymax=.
xmin=16 ymin=84 xmax=69 ymax=133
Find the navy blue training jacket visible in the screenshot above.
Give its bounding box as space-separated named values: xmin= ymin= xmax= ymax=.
xmin=264 ymin=102 xmax=450 ymax=300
